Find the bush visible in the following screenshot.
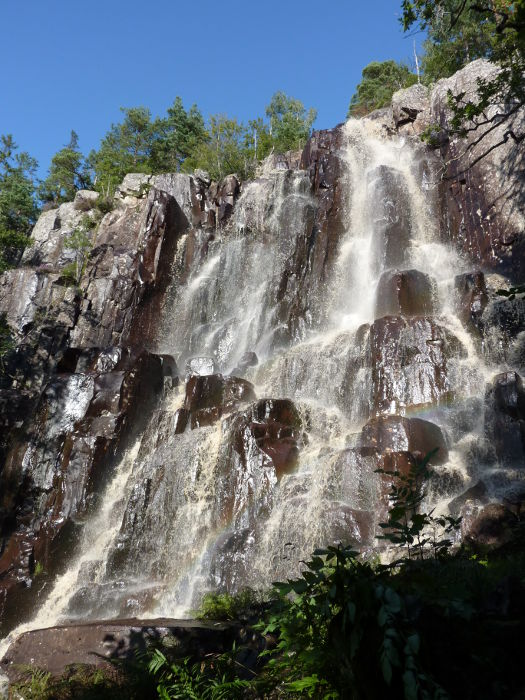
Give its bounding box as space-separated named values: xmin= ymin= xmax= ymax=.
xmin=192 ymin=588 xmax=266 ymax=622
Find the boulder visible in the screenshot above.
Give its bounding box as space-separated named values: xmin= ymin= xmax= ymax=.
xmin=215 ymin=399 xmax=303 ymax=529
xmin=369 ymin=316 xmax=464 ymax=414
xmin=375 ymin=269 xmax=436 ymax=318
xmin=1 ymin=619 xmax=257 ymax=682
xmin=184 ymin=374 xmax=256 ymax=428
xmin=359 ymin=415 xmax=448 ymax=465
xmin=464 ymin=503 xmax=517 ymax=549
xmin=392 ymin=83 xmax=430 ymax=127
xmin=73 ymin=190 xmax=99 ymax=211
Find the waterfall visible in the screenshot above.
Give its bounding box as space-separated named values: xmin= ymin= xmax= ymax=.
xmin=2 ymin=118 xmax=518 ymax=653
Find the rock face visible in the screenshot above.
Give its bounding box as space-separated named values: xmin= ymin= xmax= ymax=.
xmin=485 ymin=372 xmax=525 ymax=467
xmin=0 ymin=58 xmax=524 ymax=658
xmin=0 ymin=179 xmax=190 ymax=632
xmin=375 ymin=269 xmax=436 ymax=318
xmin=429 ymin=60 xmax=525 ymax=280
xmin=392 ymin=83 xmax=430 ymax=134
xmin=368 ymin=316 xmax=463 ymax=414
xmin=1 ymin=619 xmax=257 ymax=681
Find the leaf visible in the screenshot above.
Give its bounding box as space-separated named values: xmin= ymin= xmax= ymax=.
xmin=381 ymin=654 xmax=393 ymax=685
xmin=403 ymin=669 xmax=419 ymax=700
xmin=405 ymin=633 xmax=420 ymax=655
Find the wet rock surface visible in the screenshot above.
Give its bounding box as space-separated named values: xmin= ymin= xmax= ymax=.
xmin=183 ymin=374 xmax=256 ymax=428
xmin=1 ymin=618 xmax=259 ymax=681
xmin=485 ymin=372 xmax=525 ymax=467
xmin=375 ymin=269 xmax=436 ymax=318
xmin=0 ymin=180 xmax=189 ymax=633
xmin=454 ymin=270 xmax=489 ymax=333
xmin=369 ymin=316 xmax=464 ymax=414
xmin=359 ymin=415 xmax=448 ymax=464
xmin=0 ymin=58 xmax=524 ymax=652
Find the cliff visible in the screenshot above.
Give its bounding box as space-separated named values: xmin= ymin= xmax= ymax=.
xmin=0 ymin=59 xmax=523 ymax=643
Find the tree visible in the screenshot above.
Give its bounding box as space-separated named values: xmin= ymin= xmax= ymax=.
xmin=39 ymin=131 xmax=90 ymax=204
xmin=401 ymin=0 xmax=525 ymax=164
xmin=420 ymin=0 xmax=497 ymax=82
xmin=265 ymin=91 xmax=317 ymax=153
xmin=87 ymin=107 xmax=157 ymax=195
xmin=348 ymin=60 xmax=418 ymax=117
xmin=150 ymin=97 xmax=208 ymax=172
xmin=0 ymin=135 xmax=38 ymax=271
xmin=183 ymin=115 xmax=254 ymax=181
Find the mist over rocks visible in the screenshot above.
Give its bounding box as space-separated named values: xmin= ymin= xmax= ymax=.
xmin=0 ymin=58 xmax=524 ymax=670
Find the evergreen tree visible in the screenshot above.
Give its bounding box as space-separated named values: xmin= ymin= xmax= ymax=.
xmin=151 ymin=97 xmax=207 ymax=172
xmin=0 ymin=135 xmax=38 ymax=271
xmin=87 ymin=107 xmax=156 ymax=195
xmin=39 ymin=130 xmax=90 ymax=204
xmin=348 ymin=61 xmax=418 ymax=117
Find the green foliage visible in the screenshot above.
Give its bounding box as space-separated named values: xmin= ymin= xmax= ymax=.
xmin=94 ymin=195 xmax=115 ymax=215
xmin=259 ymin=544 xmax=447 ymax=699
xmin=183 ymin=115 xmax=254 ymax=181
xmin=87 ymin=92 xmax=316 ymax=192
xmin=0 ymin=134 xmax=38 ymax=270
xmin=147 ymin=648 xmax=251 ymax=700
xmin=192 ymin=587 xmax=266 ymax=621
xmin=33 ymin=561 xmax=45 ymax=577
xmin=39 ymin=130 xmax=91 ymax=205
xmin=10 ymin=667 xmax=51 ymax=698
xmin=376 ymin=449 xmax=462 ymax=560
xmin=62 ymin=219 xmax=93 ymax=285
xmin=348 ymin=61 xmax=418 ymax=117
xmin=401 ymin=0 xmax=525 ymax=164
xmin=150 ymin=96 xmax=208 ymax=173
xmin=417 ymin=0 xmax=496 ymax=83
xmin=87 ymin=107 xmax=156 ymax=197
xmin=266 ymin=92 xmax=317 ymax=153
xmin=9 ymin=662 xmax=151 ymax=699
xmin=0 ymin=313 xmax=14 ymax=372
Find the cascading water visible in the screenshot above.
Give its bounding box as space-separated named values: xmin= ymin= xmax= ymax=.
xmin=2 ymin=118 xmax=520 ymax=656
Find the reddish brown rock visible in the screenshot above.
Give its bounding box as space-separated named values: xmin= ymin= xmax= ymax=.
xmin=1 ymin=619 xmax=254 ymax=682
xmin=0 ymin=350 xmax=164 ymax=634
xmin=464 ymin=503 xmax=516 ymax=549
xmin=359 ymin=415 xmax=448 ymax=465
xmin=369 ymin=316 xmax=464 ymax=414
xmin=375 ymin=269 xmax=436 ymax=318
xmin=183 ymin=374 xmax=256 ymax=429
xmin=216 ymin=399 xmax=303 ymax=529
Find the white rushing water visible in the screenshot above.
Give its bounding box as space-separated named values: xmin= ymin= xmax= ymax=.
xmin=3 ymin=119 xmax=511 ymax=656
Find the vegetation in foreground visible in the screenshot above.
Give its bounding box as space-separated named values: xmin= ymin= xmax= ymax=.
xmin=10 ymin=454 xmax=525 ymax=699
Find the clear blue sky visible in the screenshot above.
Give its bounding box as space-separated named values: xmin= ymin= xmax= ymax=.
xmin=1 ymin=0 xmax=424 ymax=178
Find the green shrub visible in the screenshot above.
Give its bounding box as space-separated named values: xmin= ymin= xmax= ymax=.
xmin=147 ymin=649 xmax=250 ymax=700
xmin=192 ymin=588 xmax=266 ymax=622
xmin=94 ymin=196 xmax=115 ymax=215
